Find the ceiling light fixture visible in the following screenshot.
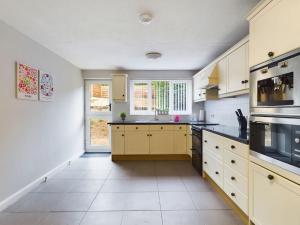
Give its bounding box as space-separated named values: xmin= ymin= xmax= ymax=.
xmin=139 ymin=13 xmax=153 ymax=24
xmin=146 ymin=52 xmax=162 ymax=60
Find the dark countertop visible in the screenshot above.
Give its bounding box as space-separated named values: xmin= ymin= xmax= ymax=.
xmin=193 ymin=125 xmax=249 ymax=144
xmin=108 ymin=121 xmax=218 ymax=126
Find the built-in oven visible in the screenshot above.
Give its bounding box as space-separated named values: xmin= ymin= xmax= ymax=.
xmin=191 ymin=127 xmax=203 ymax=174
xmin=250 ymin=116 xmax=300 ymax=175
xmin=250 ymin=48 xmax=300 ymax=117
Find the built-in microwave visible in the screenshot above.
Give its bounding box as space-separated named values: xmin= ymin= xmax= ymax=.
xmin=250 ymin=48 xmax=300 ymax=117
xmin=250 ymin=116 xmax=300 ymax=175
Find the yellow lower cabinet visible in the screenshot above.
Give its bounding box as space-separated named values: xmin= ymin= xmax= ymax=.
xmin=111 ymin=131 xmax=125 ymax=155
xmin=249 ymin=162 xmax=300 ymax=225
xmin=124 ymin=131 xmax=149 ymax=155
xmin=173 ymin=132 xmax=187 ymax=154
xmin=149 ymin=131 xmax=174 ymax=154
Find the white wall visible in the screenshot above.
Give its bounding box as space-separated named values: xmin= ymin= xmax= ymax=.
xmin=204 ymin=94 xmax=249 ymax=127
xmin=0 ymin=21 xmax=84 ymax=205
xmin=82 ymin=70 xmax=204 ymax=121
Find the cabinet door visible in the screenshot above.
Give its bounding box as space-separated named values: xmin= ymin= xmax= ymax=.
xmin=124 ymin=131 xmax=149 ymax=154
xmin=149 ymin=131 xmax=174 ymax=154
xmin=187 ymin=126 xmax=192 ymax=157
xmin=111 ymin=132 xmax=125 ymax=155
xmin=112 ymin=75 xmax=127 ymax=101
xmin=249 ymin=0 xmax=300 ymax=67
xmin=249 ymin=162 xmax=300 ymax=225
xmin=173 ymin=132 xmax=187 ymax=154
xmin=217 ymin=57 xmax=228 ymax=95
xmin=227 ymin=43 xmax=249 ymax=93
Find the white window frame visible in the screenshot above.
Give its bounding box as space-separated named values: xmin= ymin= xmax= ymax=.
xmin=130 ymin=80 xmax=192 ymax=115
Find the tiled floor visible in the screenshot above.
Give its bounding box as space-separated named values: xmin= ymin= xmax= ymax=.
xmin=0 ymin=155 xmax=244 ymax=225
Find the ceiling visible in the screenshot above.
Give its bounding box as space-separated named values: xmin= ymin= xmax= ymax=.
xmin=0 ymin=0 xmax=260 ymax=70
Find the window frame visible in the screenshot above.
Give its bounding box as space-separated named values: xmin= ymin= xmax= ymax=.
xmin=130 ymin=79 xmax=192 ymax=116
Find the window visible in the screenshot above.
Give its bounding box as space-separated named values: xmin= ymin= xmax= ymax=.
xmin=130 ymin=80 xmax=192 ymax=115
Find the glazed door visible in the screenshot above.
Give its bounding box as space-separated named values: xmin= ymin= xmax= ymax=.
xmin=85 ymin=80 xmax=112 ymax=152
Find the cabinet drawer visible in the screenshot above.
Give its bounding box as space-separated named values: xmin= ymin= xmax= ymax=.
xmin=111 ymin=125 xmax=125 ymax=132
xmin=173 ymin=125 xmax=187 ymax=131
xmin=203 ymin=131 xmax=224 ymax=161
xmin=149 ymin=125 xmax=173 ymax=131
xmin=224 ymin=164 xmax=248 ymax=196
xmin=224 ymin=138 xmax=249 ymax=159
xmin=224 ymin=149 xmax=248 ymax=177
xmin=204 ymin=152 xmax=223 ymax=189
xmin=125 ymin=125 xmax=149 ymax=131
xmin=224 ymin=180 xmax=248 ymax=214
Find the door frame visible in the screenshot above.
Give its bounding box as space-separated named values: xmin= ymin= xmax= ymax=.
xmin=84 ymin=79 xmax=112 ymax=153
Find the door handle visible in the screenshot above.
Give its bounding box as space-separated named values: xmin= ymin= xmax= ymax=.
xmin=109 ymin=103 xmax=112 ymax=111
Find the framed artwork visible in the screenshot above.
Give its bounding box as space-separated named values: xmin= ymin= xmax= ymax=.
xmin=39 ymin=71 xmax=54 ymax=101
xmin=16 ymin=63 xmax=39 ymax=100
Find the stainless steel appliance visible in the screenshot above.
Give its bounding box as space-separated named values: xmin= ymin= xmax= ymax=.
xmin=250 ymin=116 xmax=300 ymax=175
xmin=250 ymin=48 xmax=300 ymax=117
xmin=191 ymin=127 xmax=203 ymax=174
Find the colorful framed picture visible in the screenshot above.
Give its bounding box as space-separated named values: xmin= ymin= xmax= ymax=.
xmin=16 ymin=63 xmax=39 ymax=100
xmin=39 ymin=71 xmax=54 ymax=101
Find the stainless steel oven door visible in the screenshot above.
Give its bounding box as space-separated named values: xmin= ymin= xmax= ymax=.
xmin=250 ymin=49 xmax=300 ymax=117
xmin=250 ymin=116 xmax=300 ymax=175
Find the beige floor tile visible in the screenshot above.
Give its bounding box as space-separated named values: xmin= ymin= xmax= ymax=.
xmin=39 ymin=212 xmax=84 ymax=225
xmin=191 ymin=192 xmax=229 ymax=209
xmin=100 ymin=179 xmax=157 ymax=192
xmin=0 ymin=213 xmax=44 ymax=225
xmin=157 ymin=177 xmax=187 ymax=192
xmin=122 ymin=211 xmax=162 ymax=225
xmin=198 ymin=210 xmax=244 ymax=225
xmin=162 ymin=210 xmax=205 ymax=225
xmin=181 ymin=177 xmax=212 ymax=192
xmin=89 ymin=192 xmax=160 ymax=211
xmin=80 ymin=212 xmax=123 ymax=225
xmin=159 ymin=192 xmax=195 ymax=210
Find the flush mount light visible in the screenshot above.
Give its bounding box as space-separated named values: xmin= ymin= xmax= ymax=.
xmin=139 ymin=13 xmax=153 ymax=24
xmin=146 ymin=52 xmax=162 ymax=59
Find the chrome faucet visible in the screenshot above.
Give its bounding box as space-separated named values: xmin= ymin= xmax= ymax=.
xmin=154 ymin=108 xmax=159 ymax=121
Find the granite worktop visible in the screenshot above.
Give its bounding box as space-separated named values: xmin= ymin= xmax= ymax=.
xmin=108 ymin=121 xmax=218 ymax=126
xmin=199 ymin=125 xmax=249 ymax=144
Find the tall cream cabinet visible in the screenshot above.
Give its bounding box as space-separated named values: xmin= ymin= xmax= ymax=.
xmin=112 ymin=74 xmax=127 ymax=102
xmin=111 ymin=124 xmax=189 ymax=156
xmin=227 ymin=43 xmax=249 ymax=92
xmin=248 ymin=0 xmax=300 ymax=67
xmin=249 ymin=162 xmax=300 ymax=225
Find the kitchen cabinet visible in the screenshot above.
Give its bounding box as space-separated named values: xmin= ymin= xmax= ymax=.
xmin=193 ymin=74 xmax=218 ymax=102
xmin=217 ymin=57 xmax=228 ymax=95
xmin=111 ymin=124 xmax=189 ymax=156
xmin=111 ymin=131 xmax=125 ymax=155
xmin=174 ymin=132 xmax=187 ymax=154
xmin=112 ymin=74 xmax=127 ymax=102
xmin=249 ymin=162 xmax=300 ymax=225
xmin=202 ymin=130 xmax=249 ymax=214
xmin=124 ymin=131 xmax=149 ymax=154
xmin=248 ymin=0 xmax=300 ymax=67
xmin=227 ymin=43 xmax=249 ymax=92
xmin=149 ymin=131 xmax=174 ymax=154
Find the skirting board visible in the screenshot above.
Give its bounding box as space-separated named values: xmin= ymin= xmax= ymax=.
xmin=0 ymin=151 xmax=83 ymax=212
xmin=112 ymin=154 xmax=191 ymax=161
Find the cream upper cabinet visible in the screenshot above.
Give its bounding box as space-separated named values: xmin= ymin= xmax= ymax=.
xmin=227 ymin=43 xmax=249 ymax=92
xmin=111 ymin=131 xmax=125 ymax=155
xmin=248 ymin=0 xmax=300 ymax=67
xmin=112 ymin=74 xmax=127 ymax=101
xmin=149 ymin=131 xmax=174 ymax=154
xmin=249 ymin=162 xmax=300 ymax=225
xmin=217 ymin=57 xmax=228 ymax=95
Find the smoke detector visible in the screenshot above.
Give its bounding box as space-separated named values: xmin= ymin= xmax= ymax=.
xmin=139 ymin=13 xmax=153 ymax=24
xmin=146 ymin=52 xmax=162 ymax=60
